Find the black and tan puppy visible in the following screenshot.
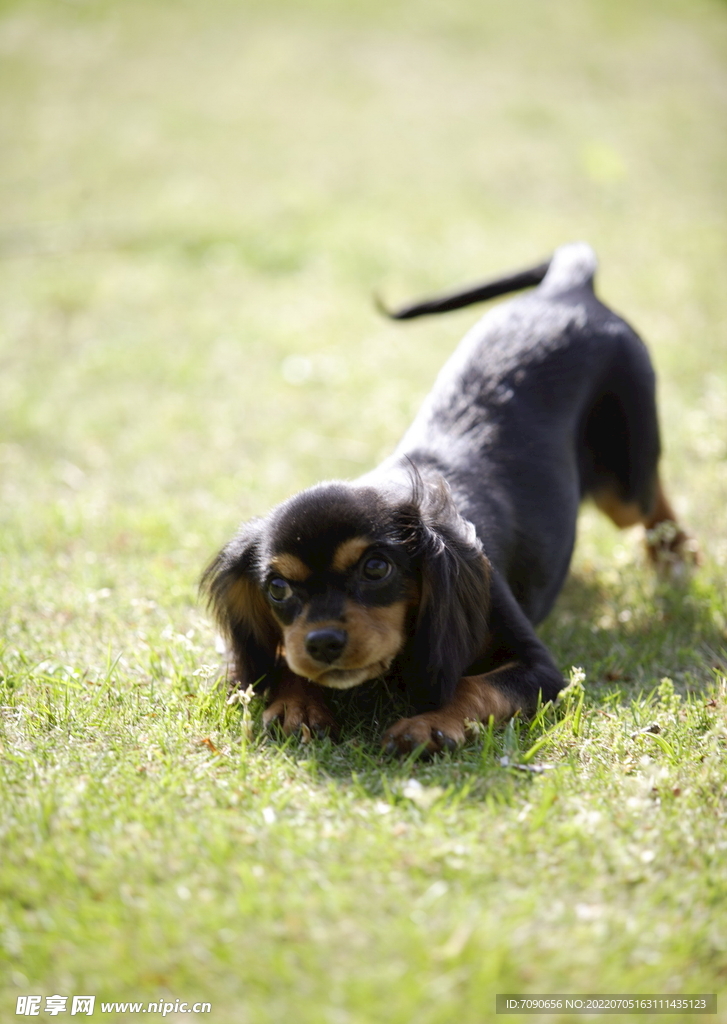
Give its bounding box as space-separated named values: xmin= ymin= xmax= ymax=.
xmin=203 ymin=242 xmax=692 ymax=754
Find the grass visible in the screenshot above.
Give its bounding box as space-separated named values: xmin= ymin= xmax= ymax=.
xmin=1 ymin=0 xmax=727 ymax=1020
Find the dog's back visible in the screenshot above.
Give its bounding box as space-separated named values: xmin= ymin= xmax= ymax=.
xmin=377 ymin=243 xmax=659 ymax=622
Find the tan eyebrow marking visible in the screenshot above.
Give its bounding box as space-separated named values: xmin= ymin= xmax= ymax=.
xmin=269 ymin=554 xmax=311 ymax=582
xmin=331 ymin=537 xmax=372 ymax=573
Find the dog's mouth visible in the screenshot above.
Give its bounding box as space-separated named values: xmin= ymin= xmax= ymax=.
xmin=312 ymin=663 xmax=389 ymax=690
xmin=283 ymin=655 xmax=391 ymax=690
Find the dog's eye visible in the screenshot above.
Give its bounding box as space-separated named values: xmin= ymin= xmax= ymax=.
xmin=267 ymin=577 xmax=293 ymax=602
xmin=361 ymin=556 xmax=391 ymax=582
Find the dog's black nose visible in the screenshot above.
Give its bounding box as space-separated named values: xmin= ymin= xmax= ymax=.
xmin=305 ymin=628 xmax=347 ymax=664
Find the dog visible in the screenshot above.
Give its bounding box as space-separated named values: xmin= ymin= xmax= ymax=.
xmin=202 ymin=242 xmax=693 ymax=755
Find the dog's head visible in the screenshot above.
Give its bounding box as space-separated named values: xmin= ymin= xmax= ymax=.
xmin=202 ymin=468 xmax=492 ymax=707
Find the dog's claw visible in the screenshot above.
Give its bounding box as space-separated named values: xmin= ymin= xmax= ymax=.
xmin=434 ymin=729 xmax=457 ymax=752
xmin=382 ymin=718 xmax=465 ymax=757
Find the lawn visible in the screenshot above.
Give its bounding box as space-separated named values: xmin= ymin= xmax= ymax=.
xmin=1 ymin=0 xmax=727 ymax=1021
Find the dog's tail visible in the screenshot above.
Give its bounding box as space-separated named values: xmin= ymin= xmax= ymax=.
xmin=378 ymin=243 xmax=597 ymax=320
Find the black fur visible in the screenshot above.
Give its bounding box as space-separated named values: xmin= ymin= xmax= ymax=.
xmin=203 ymin=242 xmax=669 ymax=734
xmin=387 ymin=471 xmax=493 ymax=710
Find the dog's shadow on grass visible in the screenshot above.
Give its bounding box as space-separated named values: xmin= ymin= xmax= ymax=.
xmin=254 ymin=568 xmax=725 ymax=796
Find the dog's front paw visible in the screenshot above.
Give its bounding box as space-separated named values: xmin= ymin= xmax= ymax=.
xmin=382 ymin=712 xmax=467 ymax=757
xmin=263 ymin=693 xmax=339 ymax=741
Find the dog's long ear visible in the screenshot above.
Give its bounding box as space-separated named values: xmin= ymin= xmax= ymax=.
xmin=201 ymin=519 xmax=281 ymax=690
xmin=397 ymin=475 xmax=492 ymax=710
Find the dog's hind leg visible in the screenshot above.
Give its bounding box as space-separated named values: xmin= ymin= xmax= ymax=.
xmin=581 ymin=333 xmax=697 ymax=576
xmin=642 ymin=478 xmax=699 ymax=575
xmin=593 ymin=474 xmax=698 ymax=576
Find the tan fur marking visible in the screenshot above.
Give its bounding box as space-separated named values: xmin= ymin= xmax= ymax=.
xmin=593 ymin=490 xmax=643 ymax=528
xmin=595 ymin=476 xmax=697 ymax=573
xmin=282 ymin=598 xmax=409 ymax=688
xmin=381 ymin=669 xmax=521 ymax=754
xmin=269 ymin=553 xmax=311 ymax=582
xmin=331 ymin=537 xmax=372 ymax=573
xmin=224 ymin=578 xmax=254 ymax=624
xmin=221 ymin=577 xmax=281 ymax=686
xmin=644 ymin=478 xmax=678 ymax=530
xmin=454 ymin=671 xmax=519 ymax=722
xmin=595 ymin=476 xmax=682 ymax=532
xmin=224 ymin=577 xmax=279 ymax=637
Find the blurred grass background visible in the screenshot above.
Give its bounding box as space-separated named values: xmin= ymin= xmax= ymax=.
xmin=1 ymin=0 xmax=727 ymax=1019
